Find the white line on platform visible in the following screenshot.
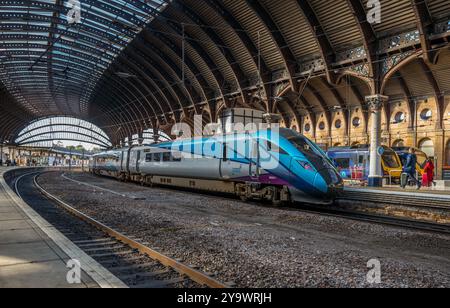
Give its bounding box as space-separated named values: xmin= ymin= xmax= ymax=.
xmin=345 ymin=187 xmax=450 ymax=201
xmin=0 ymin=168 xmax=127 ymax=288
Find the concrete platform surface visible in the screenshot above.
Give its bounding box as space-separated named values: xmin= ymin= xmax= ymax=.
xmin=345 ymin=185 xmax=450 ymax=201
xmin=0 ymin=168 xmax=126 ymax=288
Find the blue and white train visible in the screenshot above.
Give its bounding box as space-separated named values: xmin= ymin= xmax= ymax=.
xmin=89 ymin=128 xmax=343 ymax=205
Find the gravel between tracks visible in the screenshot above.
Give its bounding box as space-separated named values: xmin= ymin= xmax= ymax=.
xmin=39 ymin=172 xmax=450 ymax=288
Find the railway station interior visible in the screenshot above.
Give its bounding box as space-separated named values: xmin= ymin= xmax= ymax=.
xmin=0 ymin=0 xmax=449 ymax=291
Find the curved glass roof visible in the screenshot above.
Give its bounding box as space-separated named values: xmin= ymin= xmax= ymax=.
xmin=0 ymin=0 xmax=169 ymax=116
xmin=15 ymin=116 xmax=112 ymax=148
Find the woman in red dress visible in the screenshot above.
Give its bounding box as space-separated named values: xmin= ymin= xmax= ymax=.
xmin=422 ymin=158 xmax=435 ymax=187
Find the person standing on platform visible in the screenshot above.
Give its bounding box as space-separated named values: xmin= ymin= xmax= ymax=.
xmin=422 ymin=158 xmax=435 ymax=188
xmin=401 ymin=148 xmax=421 ymax=190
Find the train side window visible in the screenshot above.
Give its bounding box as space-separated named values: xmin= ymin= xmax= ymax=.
xmin=145 ymin=153 xmax=152 ymax=162
xmin=335 ymin=158 xmax=350 ymax=169
xmin=172 ymin=153 xmax=182 ymax=162
xmin=267 ymin=141 xmax=288 ymax=155
xmin=163 ymin=152 xmax=171 ymax=162
xmin=359 ymin=156 xmax=364 ymax=165
xmin=153 ymin=153 xmax=161 ymax=162
xmin=223 ymin=143 xmax=228 ymax=161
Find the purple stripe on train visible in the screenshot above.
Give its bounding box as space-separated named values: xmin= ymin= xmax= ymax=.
xmin=233 ymin=174 xmax=291 ymax=186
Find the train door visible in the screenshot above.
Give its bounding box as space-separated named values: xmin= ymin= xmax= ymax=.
xmin=220 ymin=138 xmax=249 ymax=180
xmin=120 ymin=151 xmax=124 ymax=171
xmin=249 ymin=138 xmax=260 ymax=180
xmin=136 ymin=150 xmax=141 ymax=173
xmin=121 ymin=151 xmax=127 ymax=172
xmin=126 ymin=148 xmax=133 ymax=173
xmin=360 ymin=151 xmax=369 ymax=179
xmin=220 ymin=142 xmax=232 ymax=179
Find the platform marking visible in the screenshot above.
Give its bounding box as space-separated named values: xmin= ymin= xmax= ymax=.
xmin=0 ymin=169 xmax=127 ymax=288
xmin=344 ymin=187 xmax=450 ymax=201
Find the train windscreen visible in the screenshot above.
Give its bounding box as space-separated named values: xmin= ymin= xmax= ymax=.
xmin=416 ymin=152 xmax=428 ymax=168
xmin=288 ymin=136 xmax=323 ymax=158
xmin=285 ymin=134 xmax=335 ymax=171
xmin=382 ymin=151 xmax=400 ymax=168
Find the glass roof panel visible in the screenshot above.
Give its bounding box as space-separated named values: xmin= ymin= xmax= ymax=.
xmin=15 ymin=116 xmax=112 ymax=148
xmin=0 ymin=0 xmax=170 ymax=116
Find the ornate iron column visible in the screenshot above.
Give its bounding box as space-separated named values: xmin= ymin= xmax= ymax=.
xmin=366 ymin=95 xmax=389 ymax=187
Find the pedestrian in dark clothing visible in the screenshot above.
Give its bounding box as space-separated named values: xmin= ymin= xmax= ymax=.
xmin=401 ymin=148 xmax=421 ymax=189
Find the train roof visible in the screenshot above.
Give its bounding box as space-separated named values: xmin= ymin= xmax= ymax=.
xmin=392 ymin=147 xmax=428 ymax=156
xmin=327 ymin=145 xmax=395 ymax=153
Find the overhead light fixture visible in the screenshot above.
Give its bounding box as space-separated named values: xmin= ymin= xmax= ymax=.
xmin=115 ymin=72 xmax=137 ymax=79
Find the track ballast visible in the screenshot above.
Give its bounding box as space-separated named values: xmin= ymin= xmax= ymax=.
xmin=13 ymin=171 xmax=227 ymax=289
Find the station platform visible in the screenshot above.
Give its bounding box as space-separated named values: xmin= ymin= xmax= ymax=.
xmin=0 ymin=167 xmax=125 ymax=288
xmin=344 ymin=185 xmax=450 ymax=201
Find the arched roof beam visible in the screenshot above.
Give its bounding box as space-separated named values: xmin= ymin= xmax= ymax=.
xmin=246 ymin=0 xmax=297 ymax=111
xmin=172 ymin=0 xmax=249 ymax=105
xmin=295 ymin=0 xmax=337 ymax=85
xmin=418 ymin=58 xmax=444 ymax=129
xmin=103 ymin=72 xmax=155 ymax=130
xmin=91 ymin=77 xmax=143 ymax=136
xmin=319 ymin=76 xmax=349 ymax=134
xmin=203 ymin=0 xmax=272 ymax=103
xmin=18 ymin=131 xmax=110 ymax=148
xmin=346 ymin=0 xmax=379 ymax=91
xmin=142 ymin=28 xmax=212 ymax=113
xmin=133 ymin=36 xmax=199 ymax=108
xmin=47 ymin=0 xmax=64 ymax=114
xmin=90 ymin=94 xmax=136 ymax=141
xmin=16 ymin=123 xmax=109 ymax=142
xmin=305 ymin=84 xmax=332 ymax=136
xmin=124 ymin=44 xmax=186 ymax=112
xmin=114 ymin=57 xmax=172 ymax=118
xmin=162 ymin=19 xmax=225 ymax=109
xmin=395 ymin=71 xmax=415 ymax=129
xmin=412 ymin=0 xmax=437 ymax=65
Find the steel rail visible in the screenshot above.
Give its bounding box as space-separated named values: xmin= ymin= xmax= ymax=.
xmin=63 ymin=170 xmax=450 ymax=235
xmin=293 ymin=204 xmax=450 ymax=235
xmin=32 ymin=172 xmax=228 ymax=289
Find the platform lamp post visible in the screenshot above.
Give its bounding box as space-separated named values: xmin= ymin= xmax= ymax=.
xmin=69 ymin=148 xmax=72 ymax=172
xmin=81 ymin=148 xmax=85 ymax=172
xmin=414 ymin=98 xmax=418 ymax=147
xmin=0 ymin=139 xmax=4 ymax=167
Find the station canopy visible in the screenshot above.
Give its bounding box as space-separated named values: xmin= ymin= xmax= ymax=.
xmin=0 ymin=0 xmax=449 ymax=147
xmin=0 ymin=0 xmax=169 ymax=144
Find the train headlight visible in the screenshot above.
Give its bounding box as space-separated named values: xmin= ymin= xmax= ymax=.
xmin=297 ymin=160 xmax=314 ymax=171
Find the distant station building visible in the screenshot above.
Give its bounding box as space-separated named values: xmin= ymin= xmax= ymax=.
xmin=0 ymin=145 xmax=92 ymax=168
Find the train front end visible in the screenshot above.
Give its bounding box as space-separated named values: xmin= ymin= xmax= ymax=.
xmin=278 ymin=129 xmax=344 ymax=204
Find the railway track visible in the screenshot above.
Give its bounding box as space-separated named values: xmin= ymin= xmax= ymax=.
xmin=13 ymin=171 xmax=228 ymax=289
xmin=292 ymin=203 xmax=450 ymax=235
xmin=59 ymin=171 xmax=450 ymax=235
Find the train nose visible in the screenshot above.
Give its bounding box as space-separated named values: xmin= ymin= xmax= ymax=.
xmin=313 ymin=173 xmax=328 ymax=194
xmin=314 ymin=168 xmax=344 ymax=197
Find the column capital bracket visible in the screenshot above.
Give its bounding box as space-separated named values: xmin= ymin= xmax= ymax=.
xmin=365 ymin=95 xmax=389 ymax=111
